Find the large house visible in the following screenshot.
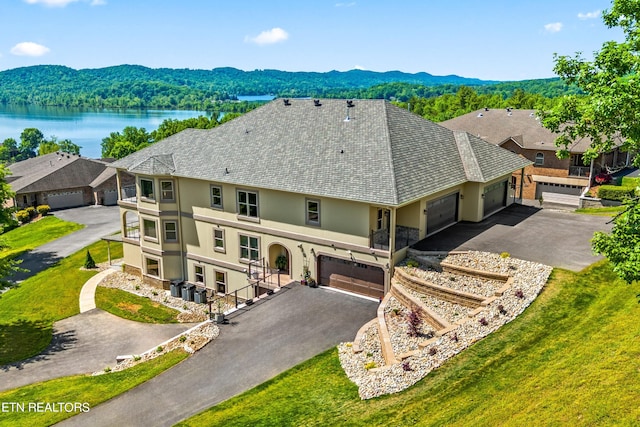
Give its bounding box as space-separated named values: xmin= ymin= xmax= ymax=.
xmin=6 ymin=152 xmax=130 ymax=210
xmin=111 ymin=99 xmax=531 ymax=300
xmin=441 ymin=108 xmax=630 ymax=200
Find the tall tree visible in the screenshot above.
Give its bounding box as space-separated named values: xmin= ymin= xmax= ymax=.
xmin=19 ymin=128 xmax=45 ymax=160
xmin=540 ymin=0 xmax=640 ymax=283
xmin=0 ymin=164 xmax=23 ymax=287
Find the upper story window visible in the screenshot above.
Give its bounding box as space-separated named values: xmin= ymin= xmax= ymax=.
xmin=306 ymin=199 xmax=320 ymax=226
xmin=163 ymin=220 xmax=178 ymax=242
xmin=239 ymin=234 xmax=260 ymax=261
xmin=237 ymin=189 xmax=258 ymax=218
xmin=214 ymin=228 xmax=225 ymax=253
xmin=160 ymin=180 xmax=175 ymax=202
xmin=211 ymin=185 xmax=223 ymax=209
xmin=143 ymin=219 xmax=158 ymax=241
xmin=140 ymin=178 xmax=155 ymax=200
xmin=535 ymin=152 xmax=544 ymax=166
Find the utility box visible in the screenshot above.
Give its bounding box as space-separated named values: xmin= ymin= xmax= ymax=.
xmin=170 ymin=281 xmax=184 ymax=298
xmin=194 ymin=288 xmax=207 ymax=304
xmin=181 ymin=284 xmax=195 ymax=302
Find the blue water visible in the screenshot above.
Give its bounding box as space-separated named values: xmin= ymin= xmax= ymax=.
xmin=0 ymin=105 xmax=210 ymax=159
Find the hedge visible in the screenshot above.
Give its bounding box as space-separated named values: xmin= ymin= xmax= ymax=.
xmin=620 ymin=176 xmax=640 ymax=187
xmin=597 ymin=185 xmax=636 ymax=201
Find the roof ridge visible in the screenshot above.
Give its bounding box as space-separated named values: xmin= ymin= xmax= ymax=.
xmin=453 ymin=131 xmax=485 ymax=182
xmin=381 ymin=101 xmax=399 ymax=205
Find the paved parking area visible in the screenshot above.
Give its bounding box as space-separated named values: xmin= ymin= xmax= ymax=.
xmin=60 ymin=283 xmax=378 ymax=427
xmin=414 ymin=204 xmax=613 ymax=271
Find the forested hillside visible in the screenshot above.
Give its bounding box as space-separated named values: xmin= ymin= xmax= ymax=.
xmin=0 ymin=64 xmax=523 ymax=109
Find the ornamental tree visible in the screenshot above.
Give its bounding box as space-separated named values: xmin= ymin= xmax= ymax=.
xmin=540 ymin=0 xmax=640 ymax=283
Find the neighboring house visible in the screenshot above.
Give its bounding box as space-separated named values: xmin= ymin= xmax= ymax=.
xmin=5 ymin=152 xmax=131 ymax=210
xmin=441 ymin=108 xmax=630 ymax=200
xmin=111 ymin=99 xmax=531 ymax=300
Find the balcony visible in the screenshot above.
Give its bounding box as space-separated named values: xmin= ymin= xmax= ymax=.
xmin=120 ymin=185 xmax=137 ymax=203
xmin=569 ymin=166 xmax=590 ymax=177
xmin=370 ymin=226 xmax=420 ymax=251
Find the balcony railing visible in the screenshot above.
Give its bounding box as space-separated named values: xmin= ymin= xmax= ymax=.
xmin=569 ymin=166 xmax=590 ymax=177
xmin=120 ymin=185 xmax=137 ymax=203
xmin=370 ymin=225 xmax=420 ymax=251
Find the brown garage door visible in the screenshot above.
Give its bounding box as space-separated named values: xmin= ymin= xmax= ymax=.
xmin=318 ymin=255 xmax=385 ymax=299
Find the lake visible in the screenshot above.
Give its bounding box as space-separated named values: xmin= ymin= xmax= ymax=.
xmin=0 ymin=105 xmax=209 ymax=159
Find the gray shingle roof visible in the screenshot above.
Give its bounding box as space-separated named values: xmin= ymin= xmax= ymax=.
xmin=8 ymin=152 xmax=109 ymax=193
xmin=112 ymin=99 xmax=531 ymax=206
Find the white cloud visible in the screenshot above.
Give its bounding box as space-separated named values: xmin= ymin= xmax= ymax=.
xmin=353 ymin=65 xmax=365 ymax=70
xmin=335 ymin=2 xmax=356 ymax=7
xmin=10 ymin=42 xmax=51 ymax=57
xmin=244 ymin=28 xmax=289 ymax=45
xmin=23 ymin=0 xmax=79 ymax=6
xmin=90 ymin=0 xmax=107 ymax=5
xmin=544 ymin=22 xmax=563 ymax=33
xmin=578 ymin=10 xmax=600 ymax=20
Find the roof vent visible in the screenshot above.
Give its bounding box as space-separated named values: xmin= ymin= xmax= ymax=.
xmin=283 ymin=99 xmax=291 ymax=106
xmin=484 ymin=107 xmax=489 ymax=111
xmin=313 ymin=99 xmax=322 ymax=107
xmin=477 ymin=113 xmax=483 ymax=117
xmin=224 ymin=167 xmax=229 ymax=175
xmin=507 ymin=112 xmax=513 ymax=116
xmin=346 ymin=100 xmax=355 ymax=108
xmin=529 ymin=112 xmax=535 ymax=117
xmin=506 ymin=107 xmax=512 ymax=112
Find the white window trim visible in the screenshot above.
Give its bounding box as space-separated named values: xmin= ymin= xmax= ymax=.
xmin=194 ymin=264 xmax=205 ymax=284
xmin=236 ymin=189 xmax=259 ymax=220
xmin=306 ymin=198 xmax=321 ymax=226
xmin=214 ymin=228 xmax=225 ymax=253
xmin=239 ymin=234 xmax=260 ymax=262
xmin=535 ymin=152 xmax=544 ymax=166
xmin=160 ymin=179 xmax=175 ymax=202
xmin=211 ymin=185 xmax=223 ymax=209
xmin=144 ymin=256 xmax=161 ymax=278
xmin=142 ymin=218 xmax=158 ymax=242
xmin=140 ymin=178 xmax=155 ymax=201
xmin=163 ymin=220 xmax=178 ymax=243
xmin=215 ymin=270 xmax=227 ymax=294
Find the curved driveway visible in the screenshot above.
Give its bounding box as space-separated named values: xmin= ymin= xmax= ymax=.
xmin=60 ymin=284 xmax=378 ymax=427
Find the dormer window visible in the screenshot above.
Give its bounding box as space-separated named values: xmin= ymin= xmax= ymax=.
xmin=535 ymin=152 xmax=544 ymax=166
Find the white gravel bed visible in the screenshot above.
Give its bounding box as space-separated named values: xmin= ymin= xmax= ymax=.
xmin=404 ymin=287 xmax=469 ymax=324
xmin=338 ymin=251 xmax=552 ymax=400
xmin=403 ymin=266 xmax=504 ymax=297
xmin=384 ymin=297 xmax=435 ymax=355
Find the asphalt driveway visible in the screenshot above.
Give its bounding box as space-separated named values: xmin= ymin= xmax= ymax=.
xmin=413 ymin=204 xmax=613 ymax=271
xmin=9 ymin=205 xmax=120 ymax=282
xmin=60 ymin=283 xmax=378 ymax=427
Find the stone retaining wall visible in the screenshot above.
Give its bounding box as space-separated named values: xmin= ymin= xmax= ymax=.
xmin=394 ymin=268 xmax=486 ymax=308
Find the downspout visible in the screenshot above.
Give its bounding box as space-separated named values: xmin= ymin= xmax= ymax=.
xmin=176 ymin=177 xmax=186 ymax=281
xmin=519 ymin=168 xmax=525 ymax=202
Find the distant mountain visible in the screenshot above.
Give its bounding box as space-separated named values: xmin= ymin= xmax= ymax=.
xmin=0 ymin=64 xmax=500 ymax=109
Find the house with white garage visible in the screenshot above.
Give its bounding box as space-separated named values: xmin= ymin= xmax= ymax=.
xmin=5 ymin=152 xmax=129 ymax=210
xmin=111 ymin=99 xmax=531 ymax=300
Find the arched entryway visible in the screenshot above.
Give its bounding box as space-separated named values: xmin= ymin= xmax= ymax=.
xmin=268 ymin=243 xmax=291 ymax=276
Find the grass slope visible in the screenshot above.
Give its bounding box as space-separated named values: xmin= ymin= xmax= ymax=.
xmin=0 ymin=240 xmax=123 ymax=365
xmin=0 ymin=349 xmax=187 ymax=427
xmin=179 ymin=261 xmax=640 ymax=426
xmin=0 ymin=216 xmax=83 ymax=261
xmin=95 ymin=287 xmax=180 ymax=323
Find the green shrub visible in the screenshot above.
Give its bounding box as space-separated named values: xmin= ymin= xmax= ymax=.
xmin=500 ymin=252 xmax=510 ymax=258
xmin=597 ymin=185 xmax=635 ymax=201
xmin=25 ymin=206 xmax=36 ymax=218
xmin=15 ymin=210 xmax=30 ymax=223
xmin=36 ymin=205 xmax=50 ymax=215
xmin=406 ymin=259 xmax=419 ymax=268
xmin=620 ymin=176 xmax=640 ymax=187
xmin=84 ymin=250 xmax=96 ymax=269
xmin=364 ymin=361 xmax=377 ymax=370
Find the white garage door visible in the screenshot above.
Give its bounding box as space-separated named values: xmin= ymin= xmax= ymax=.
xmin=103 ymin=190 xmax=118 ymax=205
xmin=535 ymin=182 xmax=584 ymax=199
xmin=47 ymin=191 xmax=84 ymax=210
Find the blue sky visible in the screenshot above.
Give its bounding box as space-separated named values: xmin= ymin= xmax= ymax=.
xmin=0 ymin=0 xmax=623 ymax=81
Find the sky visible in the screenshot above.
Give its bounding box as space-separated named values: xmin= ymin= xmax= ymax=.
xmin=0 ymin=0 xmax=624 ymax=81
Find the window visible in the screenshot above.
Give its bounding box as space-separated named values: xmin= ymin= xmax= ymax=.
xmin=145 ymin=257 xmax=159 ymax=277
xmin=237 ymin=189 xmax=258 ymax=218
xmin=163 ymin=221 xmax=178 ymax=242
xmin=211 ymin=185 xmax=223 ymax=209
xmin=194 ymin=265 xmax=205 ymax=284
xmin=306 ymin=199 xmax=320 ymax=226
xmin=239 ymin=234 xmax=260 ymax=261
xmin=377 ymin=208 xmax=389 ymax=230
xmin=140 ymin=178 xmax=154 ymax=199
xmin=535 ymin=152 xmax=544 ymax=166
xmin=160 ymin=180 xmax=174 ymax=201
xmin=215 ymin=271 xmax=226 ymax=294
xmin=143 ymin=219 xmax=157 ymax=240
xmin=214 ymin=228 xmax=225 ymax=252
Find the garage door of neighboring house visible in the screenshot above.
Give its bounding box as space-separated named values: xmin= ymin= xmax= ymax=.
xmin=318 ymin=255 xmax=385 ymax=299
xmin=103 ymin=189 xmax=118 ymax=205
xmin=426 ymin=192 xmax=459 ymax=235
xmin=483 ymin=180 xmax=508 ymax=217
xmin=535 ymin=182 xmax=584 ymax=199
xmin=47 ymin=191 xmax=84 ymax=210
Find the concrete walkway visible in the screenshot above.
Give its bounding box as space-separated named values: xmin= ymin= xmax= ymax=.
xmin=79 ymin=269 xmax=117 ymax=313
xmin=60 ymin=284 xmax=378 ymax=427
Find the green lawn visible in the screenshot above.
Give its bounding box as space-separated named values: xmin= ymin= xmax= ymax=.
xmin=95 ymin=286 xmax=180 ymax=323
xmin=0 ymin=240 xmax=123 ymax=365
xmin=179 ymin=261 xmax=640 ymax=426
xmin=575 ymin=205 xmax=625 ymax=216
xmin=0 ymin=216 xmax=84 ymax=261
xmin=0 ymin=349 xmax=188 ymax=427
